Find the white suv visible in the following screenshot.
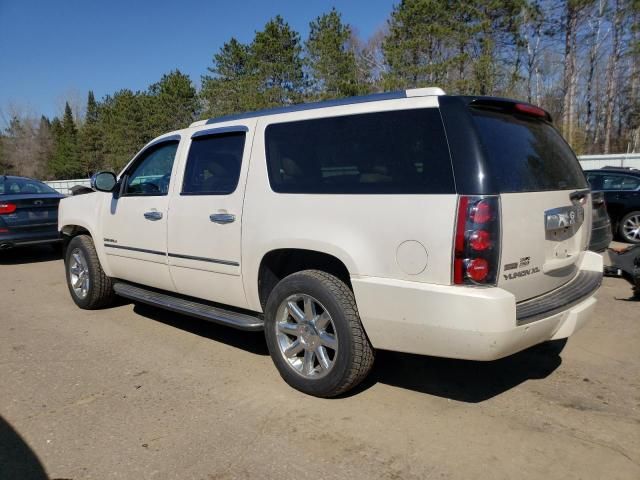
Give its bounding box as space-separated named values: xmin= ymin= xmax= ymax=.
xmin=59 ymin=88 xmax=602 ymax=397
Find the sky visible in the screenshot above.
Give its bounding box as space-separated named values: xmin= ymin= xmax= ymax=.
xmin=0 ymin=0 xmax=395 ymax=122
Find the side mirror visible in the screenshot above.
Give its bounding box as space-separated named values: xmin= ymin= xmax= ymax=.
xmin=91 ymin=171 xmax=117 ymax=192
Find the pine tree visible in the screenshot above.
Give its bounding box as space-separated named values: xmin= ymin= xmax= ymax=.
xmin=148 ymin=70 xmax=198 ymax=135
xmin=201 ymin=38 xmax=260 ymax=118
xmin=49 ymin=102 xmax=81 ymax=178
xmin=79 ymin=91 xmax=104 ymax=176
xmin=306 ymin=8 xmax=362 ymax=99
xmin=251 ymin=15 xmax=305 ymax=107
xmin=100 ymin=90 xmax=151 ymax=171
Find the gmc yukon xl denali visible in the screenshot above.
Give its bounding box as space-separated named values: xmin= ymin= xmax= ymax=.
xmin=58 ymin=88 xmax=602 ymax=397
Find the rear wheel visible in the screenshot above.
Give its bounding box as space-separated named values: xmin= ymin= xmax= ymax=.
xmin=264 ymin=270 xmax=375 ymax=397
xmin=65 ymin=235 xmax=115 ymax=309
xmin=619 ymin=211 xmax=640 ymax=244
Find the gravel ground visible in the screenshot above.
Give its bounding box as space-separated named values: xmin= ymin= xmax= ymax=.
xmin=1 ymin=245 xmax=639 ymax=480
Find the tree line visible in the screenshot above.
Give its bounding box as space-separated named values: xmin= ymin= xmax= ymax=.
xmin=1 ymin=1 xmax=638 ymax=180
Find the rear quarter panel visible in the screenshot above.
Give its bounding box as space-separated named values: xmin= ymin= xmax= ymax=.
xmin=241 ymin=98 xmax=458 ymax=312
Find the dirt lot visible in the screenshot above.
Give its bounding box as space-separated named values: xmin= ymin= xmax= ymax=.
xmin=1 ymin=246 xmax=639 ymax=480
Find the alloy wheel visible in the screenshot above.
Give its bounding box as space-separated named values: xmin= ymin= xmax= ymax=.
xmin=274 ymin=294 xmax=339 ymax=379
xmin=69 ymin=248 xmax=90 ymax=299
xmin=622 ymin=214 xmax=640 ymax=242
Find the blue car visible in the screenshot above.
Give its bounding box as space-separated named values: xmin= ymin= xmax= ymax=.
xmin=0 ymin=175 xmax=65 ymax=250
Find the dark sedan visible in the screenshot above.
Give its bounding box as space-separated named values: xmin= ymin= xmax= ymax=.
xmin=0 ymin=175 xmax=65 ymax=250
xmin=585 ymin=167 xmax=640 ymax=244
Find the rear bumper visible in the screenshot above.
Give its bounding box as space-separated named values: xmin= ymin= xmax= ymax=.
xmin=352 ymin=251 xmax=603 ymax=361
xmin=0 ymin=227 xmax=62 ymax=249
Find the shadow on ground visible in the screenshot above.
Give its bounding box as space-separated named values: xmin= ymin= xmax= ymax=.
xmin=0 ymin=416 xmax=48 ymax=480
xmin=359 ymin=340 xmax=565 ymax=402
xmin=131 ymin=302 xmax=564 ymax=402
xmin=133 ymin=303 xmax=269 ymax=356
xmin=0 ymin=244 xmax=62 ymax=265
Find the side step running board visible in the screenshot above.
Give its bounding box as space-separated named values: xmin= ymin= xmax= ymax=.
xmin=113 ymin=282 xmax=264 ymax=331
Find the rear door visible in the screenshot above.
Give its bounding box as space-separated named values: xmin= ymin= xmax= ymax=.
xmin=588 ymin=172 xmax=640 ymax=236
xmin=167 ymin=123 xmax=255 ymax=309
xmin=468 ymin=105 xmax=591 ymax=302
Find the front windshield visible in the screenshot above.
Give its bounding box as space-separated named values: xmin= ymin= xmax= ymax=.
xmin=0 ymin=177 xmax=59 ymax=195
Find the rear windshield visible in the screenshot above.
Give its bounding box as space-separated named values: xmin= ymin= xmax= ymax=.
xmin=0 ymin=177 xmax=58 ymax=195
xmin=471 ymin=110 xmax=588 ymax=192
xmin=265 ymin=108 xmax=455 ymax=194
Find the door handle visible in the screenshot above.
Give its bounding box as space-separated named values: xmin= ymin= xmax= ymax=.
xmin=210 ymin=213 xmax=235 ymax=224
xmin=143 ymin=211 xmax=163 ymax=221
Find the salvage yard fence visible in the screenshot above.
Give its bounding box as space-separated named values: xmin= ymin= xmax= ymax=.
xmin=577 ymin=153 xmax=640 ymax=170
xmin=45 ymin=178 xmax=91 ymax=195
xmin=44 ymin=154 xmax=640 ymax=195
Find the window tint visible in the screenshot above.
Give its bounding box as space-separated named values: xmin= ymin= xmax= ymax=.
xmin=0 ymin=178 xmax=58 ymax=195
xmin=125 ymin=141 xmax=179 ymax=196
xmin=471 ymin=110 xmax=588 ymax=192
xmin=182 ymin=132 xmax=246 ymax=195
xmin=601 ymin=174 xmax=640 ymax=190
xmin=265 ymin=108 xmax=455 ymax=194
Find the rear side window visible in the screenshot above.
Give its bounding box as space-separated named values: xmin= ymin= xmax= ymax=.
xmin=592 ymin=173 xmax=640 ymax=191
xmin=182 ymin=132 xmax=246 ymax=195
xmin=0 ymin=178 xmax=58 ymax=195
xmin=265 ymin=108 xmax=455 ymax=194
xmin=471 ymin=110 xmax=588 ymax=192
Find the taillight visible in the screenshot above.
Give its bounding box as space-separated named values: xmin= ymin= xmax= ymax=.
xmin=453 ymin=195 xmax=500 ymax=285
xmin=0 ymin=203 xmax=17 ymax=215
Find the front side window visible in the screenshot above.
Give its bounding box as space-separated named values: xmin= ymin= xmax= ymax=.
xmin=265 ymin=108 xmax=455 ymax=194
xmin=125 ymin=141 xmax=179 ymax=196
xmin=182 ymin=132 xmax=246 ymax=195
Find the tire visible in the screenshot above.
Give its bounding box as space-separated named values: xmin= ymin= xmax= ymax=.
xmin=618 ymin=211 xmax=640 ymax=244
xmin=264 ymin=270 xmax=375 ymax=397
xmin=65 ymin=235 xmax=115 ymax=309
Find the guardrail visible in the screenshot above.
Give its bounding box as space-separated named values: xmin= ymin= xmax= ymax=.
xmin=45 ymin=178 xmax=91 ymax=195
xmin=578 ymin=153 xmax=640 ymax=170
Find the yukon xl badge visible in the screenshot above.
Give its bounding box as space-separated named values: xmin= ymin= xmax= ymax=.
xmin=503 ymin=266 xmax=541 ymax=280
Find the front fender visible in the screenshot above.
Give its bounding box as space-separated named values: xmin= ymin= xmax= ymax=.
xmin=58 ymin=193 xmax=113 ymax=277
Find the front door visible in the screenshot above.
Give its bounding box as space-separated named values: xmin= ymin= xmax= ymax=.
xmin=167 ymin=124 xmax=253 ymax=309
xmin=101 ymin=137 xmax=181 ymax=291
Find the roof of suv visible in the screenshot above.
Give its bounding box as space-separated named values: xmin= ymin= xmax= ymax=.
xmin=190 ymin=88 xmax=446 ymax=128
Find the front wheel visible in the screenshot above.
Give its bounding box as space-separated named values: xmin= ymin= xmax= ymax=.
xmin=619 ymin=211 xmax=640 ymax=244
xmin=264 ymin=270 xmax=375 ymax=397
xmin=65 ymin=235 xmax=115 ymax=309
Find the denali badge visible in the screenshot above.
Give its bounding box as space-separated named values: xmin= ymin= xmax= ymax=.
xmin=545 ymin=205 xmax=584 ymax=231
